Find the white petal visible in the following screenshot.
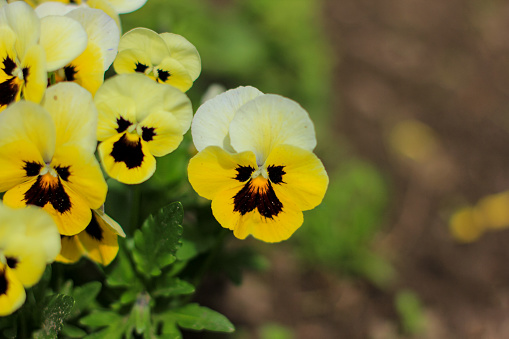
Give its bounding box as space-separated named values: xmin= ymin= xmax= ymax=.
xmin=229 ymin=94 xmax=317 ymax=165
xmin=40 ymin=15 xmax=88 ymax=71
xmin=66 ymin=7 xmax=119 ymax=69
xmin=191 ymin=86 xmax=263 ymax=152
xmin=35 ymin=2 xmax=78 ymax=17
xmin=42 ymin=83 xmax=98 ymax=153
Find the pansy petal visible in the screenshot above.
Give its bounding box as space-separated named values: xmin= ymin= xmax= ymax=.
xmin=66 ymin=7 xmax=119 ymax=69
xmin=56 ymin=236 xmax=83 ymax=264
xmin=86 ymin=0 xmax=121 ymax=32
xmin=0 ymin=1 xmax=40 ymax=57
xmin=107 ymin=0 xmax=146 ymax=14
xmin=117 ymin=27 xmax=169 ymax=64
xmin=155 ymin=57 xmax=193 ymax=92
xmin=188 ymin=146 xmax=258 ymax=200
xmin=3 ymin=176 xmax=92 ymax=236
xmin=21 ymin=44 xmax=47 ymax=104
xmin=96 ymin=95 xmax=137 ymax=141
xmin=229 ymin=94 xmax=317 ymax=165
xmin=3 ymin=238 xmax=47 ymax=287
xmin=93 ymin=208 xmax=125 ymax=237
xmin=192 ymin=86 xmax=263 ymax=152
xmin=138 ymin=111 xmax=183 ymax=157
xmin=160 ymin=33 xmax=201 ymax=81
xmin=35 ymin=1 xmax=78 ymax=17
xmin=42 ymin=82 xmax=98 ymax=153
xmin=265 ymin=144 xmax=328 ymax=211
xmin=0 ymin=264 xmax=25 ymax=317
xmin=51 ymin=145 xmax=107 ymax=211
xmin=77 ymin=211 xmax=119 ymax=265
xmin=211 ymin=185 xmax=304 ymax=243
xmin=113 ymin=48 xmax=153 ymax=76
xmin=61 ymin=42 xmax=105 ymax=95
xmin=98 ymin=132 xmax=156 ymax=184
xmin=39 ymin=15 xmax=87 ymax=71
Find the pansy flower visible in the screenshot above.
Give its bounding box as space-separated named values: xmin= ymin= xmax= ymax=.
xmin=30 ymin=0 xmax=146 ymax=14
xmin=0 ymin=202 xmax=60 ymax=316
xmin=0 ymin=82 xmax=108 ymax=236
xmin=95 ymin=73 xmax=193 ymax=184
xmin=113 ymin=28 xmax=201 ymax=92
xmin=188 ymin=86 xmax=329 ymax=242
xmin=57 ymin=208 xmax=125 ymax=265
xmin=0 ymin=1 xmax=87 ymax=111
xmin=35 ymin=5 xmax=120 ymax=95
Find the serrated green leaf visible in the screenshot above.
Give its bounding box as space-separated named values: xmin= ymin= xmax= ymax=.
xmin=69 ymin=282 xmax=102 ymax=318
xmin=169 ymin=303 xmax=235 ymax=333
xmin=60 ymin=324 xmax=87 ymax=338
xmin=107 ymin=245 xmax=137 ymax=287
xmin=33 ymin=294 xmax=74 ymax=339
xmin=80 ymin=310 xmax=123 ymax=328
xmin=153 ymin=277 xmax=195 ymax=298
xmin=132 ymin=202 xmax=183 ymax=277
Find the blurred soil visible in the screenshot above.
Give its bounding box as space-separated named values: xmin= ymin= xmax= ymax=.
xmin=192 ymin=0 xmax=509 ymax=338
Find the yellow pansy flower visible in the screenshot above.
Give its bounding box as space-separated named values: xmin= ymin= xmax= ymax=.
xmin=95 ymin=74 xmax=193 ymax=184
xmin=0 ymin=202 xmax=60 ymax=316
xmin=188 ymin=86 xmax=328 ymax=243
xmin=36 ymin=5 xmax=120 ymax=95
xmin=31 ymin=0 xmax=145 ymax=14
xmin=0 ymin=83 xmax=107 ymax=236
xmin=57 ymin=208 xmax=125 ymax=265
xmin=113 ymin=28 xmax=201 ymax=92
xmin=0 ymin=1 xmax=87 ymax=111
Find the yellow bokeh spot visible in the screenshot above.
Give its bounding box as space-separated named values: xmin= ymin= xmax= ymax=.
xmin=389 ymin=120 xmax=439 ymax=162
xmin=477 ymin=191 xmax=509 ymax=230
xmin=449 ymin=206 xmax=485 ymax=243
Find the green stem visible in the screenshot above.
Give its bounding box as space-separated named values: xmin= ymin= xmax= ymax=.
xmin=130 ymin=184 xmax=142 ymax=233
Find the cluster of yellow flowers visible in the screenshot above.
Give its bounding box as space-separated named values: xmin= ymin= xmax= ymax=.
xmin=0 ymin=0 xmax=328 ymax=317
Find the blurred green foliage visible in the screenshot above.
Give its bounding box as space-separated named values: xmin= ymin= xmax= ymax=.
xmin=395 ymin=290 xmax=427 ymax=335
xmin=294 ymin=158 xmax=395 ymax=288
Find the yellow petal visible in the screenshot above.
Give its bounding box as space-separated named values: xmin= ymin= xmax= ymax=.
xmin=86 ymin=0 xmax=121 ymax=32
xmin=78 ymin=210 xmax=119 ymax=265
xmin=265 ymin=145 xmax=328 ymax=211
xmin=39 ymin=15 xmax=87 ymax=71
xmin=0 ymin=264 xmax=25 ymax=317
xmin=160 ymin=32 xmax=201 ymax=81
xmin=211 ymin=184 xmax=304 ymax=243
xmin=65 ymin=7 xmax=119 ymax=69
xmin=117 ymin=27 xmax=168 ymax=64
xmin=59 ymin=42 xmax=104 ymax=96
xmin=20 ymin=44 xmax=47 ymax=104
xmin=191 ymin=86 xmax=263 ymax=152
xmin=188 ymin=146 xmax=258 ymax=200
xmin=98 ymin=132 xmax=156 ymax=184
xmin=154 ymin=57 xmax=193 ymax=92
xmin=106 ymin=0 xmax=146 ymax=14
xmin=56 ymin=235 xmax=83 ymax=264
xmin=42 ymin=82 xmax=98 ymax=153
xmin=229 ymin=94 xmax=317 ymax=164
xmin=0 ymin=1 xmax=40 ymax=57
xmin=113 ymin=48 xmax=152 ymax=75
xmin=3 ymin=238 xmax=47 ymax=287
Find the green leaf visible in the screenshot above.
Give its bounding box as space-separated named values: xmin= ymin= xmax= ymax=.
xmin=153 ymin=277 xmax=195 ymax=298
xmin=169 ymin=303 xmax=235 ymax=333
xmin=131 ymin=292 xmax=151 ymax=335
xmin=132 ymin=202 xmax=184 ymax=277
xmin=33 ymin=294 xmax=75 ymax=339
xmin=60 ymin=324 xmax=87 ymax=338
xmin=69 ymin=282 xmax=102 ymax=318
xmin=107 ymin=244 xmax=137 ymax=287
xmin=80 ymin=310 xmax=123 ymax=328
xmin=160 ymin=321 xmax=181 ymax=339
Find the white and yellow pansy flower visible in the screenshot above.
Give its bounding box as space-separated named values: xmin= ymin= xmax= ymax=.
xmin=95 ymin=73 xmax=193 ymax=184
xmin=0 ymin=83 xmax=107 ymax=236
xmin=57 ymin=208 xmax=125 ymax=265
xmin=36 ymin=5 xmax=120 ymax=95
xmin=0 ymin=202 xmax=60 ymax=316
xmin=31 ymin=0 xmax=145 ymax=14
xmin=188 ymin=86 xmax=329 ymax=243
xmin=0 ymin=1 xmax=87 ymax=111
xmin=113 ymin=28 xmax=201 ymax=92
